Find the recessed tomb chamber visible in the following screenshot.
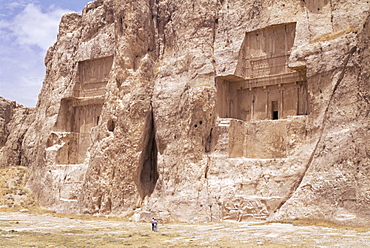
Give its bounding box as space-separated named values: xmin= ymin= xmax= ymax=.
xmin=217 ymin=23 xmax=308 ymax=121
xmin=216 ymin=23 xmax=309 ymax=159
xmin=51 ymin=56 xmax=113 ymax=164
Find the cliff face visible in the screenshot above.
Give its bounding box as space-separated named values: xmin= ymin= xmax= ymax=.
xmin=0 ymin=97 xmax=36 ymax=209
xmin=5 ymin=0 xmax=369 ymax=225
xmin=0 ymin=97 xmax=15 ymax=149
xmin=0 ymin=97 xmax=35 ymax=169
xmin=272 ymin=13 xmax=370 ymax=225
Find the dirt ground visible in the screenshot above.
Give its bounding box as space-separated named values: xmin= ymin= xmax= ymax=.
xmin=1 ymin=211 xmax=370 ymax=247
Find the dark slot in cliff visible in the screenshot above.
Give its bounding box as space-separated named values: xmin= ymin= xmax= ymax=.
xmin=138 ymin=108 xmax=159 ymax=200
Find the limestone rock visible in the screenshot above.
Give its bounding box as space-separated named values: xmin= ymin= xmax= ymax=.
xmin=0 ymin=97 xmax=16 ymax=148
xmin=2 ymin=0 xmax=369 ymax=226
xmin=270 ymin=13 xmax=370 ymax=226
xmin=0 ymin=98 xmax=35 ymax=169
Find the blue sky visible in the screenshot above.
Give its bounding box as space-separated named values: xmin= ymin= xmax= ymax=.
xmin=0 ymin=0 xmax=91 ymax=107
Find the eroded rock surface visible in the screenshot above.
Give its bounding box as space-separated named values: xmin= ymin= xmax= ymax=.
xmin=1 ymin=0 xmax=369 ymax=225
xmin=0 ymin=97 xmax=15 ymax=150
xmin=0 ymin=97 xmax=35 ymax=169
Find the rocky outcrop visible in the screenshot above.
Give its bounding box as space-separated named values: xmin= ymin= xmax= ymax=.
xmin=270 ymin=13 xmax=370 ymax=226
xmin=0 ymin=97 xmax=35 ymax=169
xmin=2 ymin=0 xmax=368 ymax=225
xmin=0 ymin=97 xmax=16 ymax=148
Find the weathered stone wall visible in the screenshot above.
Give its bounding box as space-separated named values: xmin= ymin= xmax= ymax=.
xmin=4 ymin=0 xmax=368 ymax=226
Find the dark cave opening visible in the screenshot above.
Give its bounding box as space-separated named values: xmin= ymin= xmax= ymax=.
xmin=138 ymin=109 xmax=159 ymax=199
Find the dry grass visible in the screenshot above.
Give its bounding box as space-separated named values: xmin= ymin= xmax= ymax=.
xmin=1 ymin=211 xmax=370 ymax=247
xmin=0 ymin=166 xmax=39 ymax=211
xmin=1 ymin=167 xmax=370 ymax=247
xmin=275 ymin=218 xmax=370 ymax=232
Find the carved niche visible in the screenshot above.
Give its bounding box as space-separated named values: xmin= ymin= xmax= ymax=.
xmin=217 ymin=23 xmax=309 ymax=121
xmin=51 ymin=56 xmax=113 ymax=164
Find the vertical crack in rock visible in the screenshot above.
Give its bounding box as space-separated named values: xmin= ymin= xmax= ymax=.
xmin=205 ymin=128 xmax=214 ymax=153
xmin=137 ymin=106 xmax=158 ymax=200
xmin=275 ymin=46 xmax=358 ymax=211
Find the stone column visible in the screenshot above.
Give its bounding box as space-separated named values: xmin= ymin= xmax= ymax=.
xmin=295 ymin=82 xmax=300 ymax=115
xmin=279 ymin=85 xmax=284 ymax=119
xmin=250 ymin=87 xmax=254 ymax=121
xmin=264 ymin=86 xmax=269 ymax=120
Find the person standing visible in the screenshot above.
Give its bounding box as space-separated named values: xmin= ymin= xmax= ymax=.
xmin=151 ymin=218 xmax=158 ymax=232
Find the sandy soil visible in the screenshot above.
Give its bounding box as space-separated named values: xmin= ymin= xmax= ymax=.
xmin=1 ymin=211 xmax=370 ymax=247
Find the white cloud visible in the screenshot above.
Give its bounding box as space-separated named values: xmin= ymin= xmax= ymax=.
xmin=8 ymin=1 xmax=28 ymax=9
xmin=0 ymin=0 xmax=33 ymax=19
xmin=0 ymin=41 xmax=45 ymax=106
xmin=10 ymin=4 xmax=71 ymax=51
xmin=0 ymin=3 xmax=72 ymax=106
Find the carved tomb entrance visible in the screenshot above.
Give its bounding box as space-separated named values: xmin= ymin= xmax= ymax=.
xmin=217 ymin=23 xmax=308 ymax=121
xmin=51 ymin=56 xmax=113 ymax=164
xmin=216 ymin=23 xmax=309 ymax=159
